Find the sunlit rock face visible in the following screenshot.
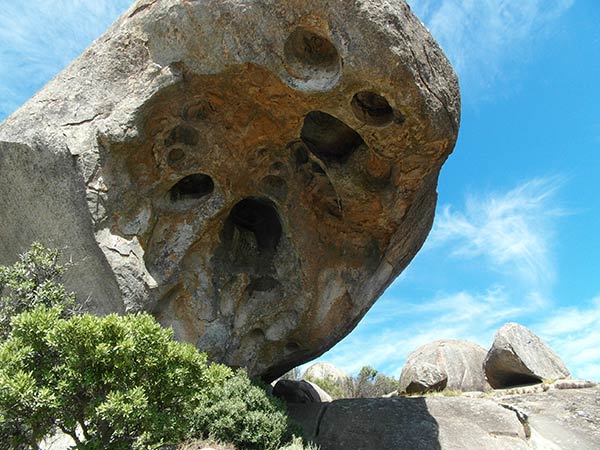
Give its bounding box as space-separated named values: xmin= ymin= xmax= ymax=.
xmin=0 ymin=0 xmax=459 ymax=380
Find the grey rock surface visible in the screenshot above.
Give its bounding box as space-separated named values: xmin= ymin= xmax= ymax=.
xmin=400 ymin=362 xmax=448 ymax=394
xmin=273 ymin=379 xmax=332 ymax=403
xmin=288 ymin=396 xmax=529 ymax=450
xmin=0 ymin=0 xmax=459 ymax=380
xmin=485 ymin=323 xmax=570 ymax=388
xmin=497 ymin=386 xmax=600 ymax=450
xmin=399 ymin=340 xmax=490 ymax=393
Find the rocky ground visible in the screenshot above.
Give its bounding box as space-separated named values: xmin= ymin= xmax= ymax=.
xmin=286 ymin=385 xmax=600 ymax=450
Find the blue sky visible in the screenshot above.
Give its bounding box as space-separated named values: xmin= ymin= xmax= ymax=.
xmin=1 ymin=1 xmax=599 ymax=380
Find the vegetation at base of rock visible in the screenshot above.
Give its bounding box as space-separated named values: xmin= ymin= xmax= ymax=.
xmin=0 ymin=243 xmax=75 ymax=340
xmin=190 ymin=371 xmax=298 ymax=450
xmin=0 ymin=244 xmax=297 ymax=450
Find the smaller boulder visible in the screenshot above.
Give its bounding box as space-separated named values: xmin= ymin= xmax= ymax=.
xmin=400 ymin=363 xmax=448 ymax=394
xmin=399 ymin=340 xmax=490 ymax=394
xmin=485 ymin=322 xmax=570 ymax=389
xmin=272 ymin=379 xmax=333 ymax=403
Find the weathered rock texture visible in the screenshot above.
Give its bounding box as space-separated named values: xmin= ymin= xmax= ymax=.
xmin=288 ymin=397 xmax=529 ymax=450
xmin=273 ymin=379 xmax=333 ymax=403
xmin=485 ymin=323 xmax=570 ymax=389
xmin=399 ymin=340 xmax=490 ymax=393
xmin=0 ymin=0 xmax=459 ymax=379
xmin=287 ymin=386 xmax=600 ymax=450
xmin=497 ymin=386 xmax=600 ymax=450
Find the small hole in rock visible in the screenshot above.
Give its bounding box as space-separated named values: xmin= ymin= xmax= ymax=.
xmin=284 ymin=28 xmax=341 ymax=88
xmin=301 ymin=111 xmax=365 ymax=163
xmin=229 ymin=198 xmax=282 ymax=251
xmin=167 ymin=148 xmax=186 ymax=167
xmin=249 ymin=276 xmax=280 ymax=293
xmin=285 ymin=342 xmax=300 ymax=354
xmin=170 ymin=174 xmax=214 ymax=202
xmin=165 ymin=125 xmax=199 ymax=147
xmin=351 ymin=91 xmax=394 ymax=127
xmin=288 ymin=141 xmax=309 ymax=167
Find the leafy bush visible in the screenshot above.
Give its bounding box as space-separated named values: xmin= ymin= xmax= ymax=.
xmin=0 ymin=244 xmax=296 ymax=450
xmin=192 ymin=371 xmax=296 ymax=450
xmin=0 ymin=243 xmax=75 ymax=339
xmin=0 ymin=308 xmax=224 ymax=449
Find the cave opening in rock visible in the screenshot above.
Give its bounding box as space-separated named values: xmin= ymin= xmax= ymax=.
xmin=170 ymin=173 xmax=214 ymax=201
xmin=300 ymin=111 xmax=365 ymax=163
xmin=496 ymin=373 xmax=543 ymax=388
xmin=229 ymin=197 xmax=282 ymax=251
xmin=351 ymin=91 xmax=394 ymax=127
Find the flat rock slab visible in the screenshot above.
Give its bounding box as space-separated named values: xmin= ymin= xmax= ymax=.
xmin=288 ymin=397 xmax=528 ymax=450
xmin=497 ymin=386 xmax=600 ymax=450
xmin=0 ymin=0 xmax=459 ymax=380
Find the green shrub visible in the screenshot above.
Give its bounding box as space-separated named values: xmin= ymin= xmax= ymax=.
xmin=0 ymin=244 xmax=296 ymax=450
xmin=0 ymin=308 xmax=222 ymax=449
xmin=0 ymin=243 xmax=75 ymax=339
xmin=192 ymin=370 xmax=296 ymax=450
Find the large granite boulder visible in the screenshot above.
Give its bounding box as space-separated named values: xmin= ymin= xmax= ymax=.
xmin=399 ymin=340 xmax=490 ymax=393
xmin=0 ymin=0 xmax=459 ymax=380
xmin=485 ymin=323 xmax=570 ymax=388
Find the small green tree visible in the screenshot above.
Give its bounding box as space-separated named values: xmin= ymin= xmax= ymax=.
xmin=353 ymin=366 xmax=399 ymax=398
xmin=0 ymin=243 xmax=75 ymax=339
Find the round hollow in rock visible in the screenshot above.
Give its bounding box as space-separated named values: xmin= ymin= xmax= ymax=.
xmin=170 ymin=174 xmax=214 ymax=201
xmin=228 ymin=198 xmax=282 ymax=251
xmin=167 ymin=148 xmax=186 ymax=167
xmin=300 ymin=111 xmax=365 ymax=163
xmin=164 ymin=124 xmax=199 ymax=147
xmin=351 ymin=91 xmax=394 ymax=127
xmin=283 ymin=28 xmax=341 ymax=89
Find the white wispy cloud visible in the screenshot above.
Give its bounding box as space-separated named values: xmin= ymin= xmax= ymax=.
xmin=0 ymin=0 xmax=131 ymax=119
xmin=429 ymin=176 xmax=565 ymax=286
xmin=407 ymin=0 xmax=574 ymax=99
xmin=315 ymin=177 xmax=582 ymax=378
